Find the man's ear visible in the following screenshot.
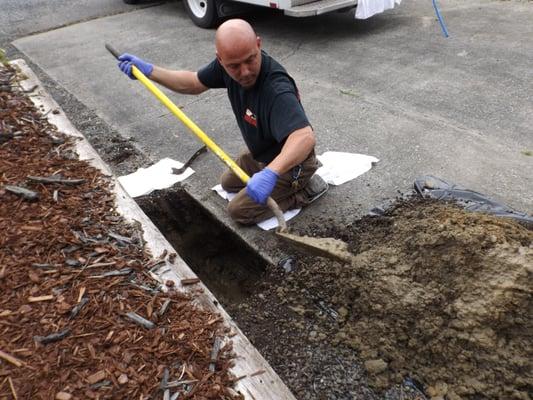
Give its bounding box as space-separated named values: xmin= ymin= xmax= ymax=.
xmin=216 ymin=51 xmax=222 ymax=63
xmin=256 ymin=36 xmax=262 ymax=50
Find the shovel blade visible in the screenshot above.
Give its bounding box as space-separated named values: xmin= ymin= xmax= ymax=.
xmin=276 ymin=232 xmax=355 ymax=264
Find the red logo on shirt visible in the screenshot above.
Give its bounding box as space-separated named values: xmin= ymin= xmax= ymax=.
xmin=244 ymin=108 xmax=257 ymax=127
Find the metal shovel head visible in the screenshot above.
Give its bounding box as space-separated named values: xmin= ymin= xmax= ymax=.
xmin=276 ymin=231 xmax=355 ymax=264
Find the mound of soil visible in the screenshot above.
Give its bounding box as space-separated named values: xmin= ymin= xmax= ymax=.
xmin=288 ymin=200 xmax=532 ymax=399
xmin=153 ymin=192 xmax=531 ymax=399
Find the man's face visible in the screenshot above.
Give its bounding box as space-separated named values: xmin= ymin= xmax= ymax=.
xmin=217 ymin=37 xmax=262 ymax=89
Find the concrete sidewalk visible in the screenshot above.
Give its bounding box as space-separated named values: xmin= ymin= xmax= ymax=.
xmin=13 ymin=0 xmax=533 ymax=262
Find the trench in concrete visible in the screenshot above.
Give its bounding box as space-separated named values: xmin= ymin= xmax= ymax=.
xmin=137 ymin=187 xmax=268 ymax=305
xmin=136 ymin=187 xmax=381 ymax=399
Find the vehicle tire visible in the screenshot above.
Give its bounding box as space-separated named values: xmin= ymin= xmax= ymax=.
xmin=183 ymin=0 xmax=219 ymax=28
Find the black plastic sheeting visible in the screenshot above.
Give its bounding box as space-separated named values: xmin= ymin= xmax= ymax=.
xmin=413 ymin=175 xmax=533 ymax=226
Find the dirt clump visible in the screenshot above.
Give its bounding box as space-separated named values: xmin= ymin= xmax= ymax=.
xmin=289 ymin=199 xmax=532 ymax=399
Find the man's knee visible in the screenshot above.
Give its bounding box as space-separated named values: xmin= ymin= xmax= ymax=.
xmin=220 ymin=170 xmax=234 ymax=192
xmin=220 ymin=168 xmax=246 ymax=193
xmin=220 ymin=151 xmax=261 ymax=192
xmin=227 ymin=199 xmax=256 ymax=225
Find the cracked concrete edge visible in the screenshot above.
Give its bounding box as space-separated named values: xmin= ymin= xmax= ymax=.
xmin=183 ymin=182 xmax=284 ymax=265
xmin=11 ymin=58 xmax=297 ymax=400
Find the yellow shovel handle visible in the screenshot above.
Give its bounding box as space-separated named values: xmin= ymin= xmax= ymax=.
xmin=131 ymin=66 xmax=251 ymax=183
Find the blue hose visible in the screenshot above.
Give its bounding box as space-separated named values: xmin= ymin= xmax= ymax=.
xmin=432 ymin=0 xmax=449 ymax=37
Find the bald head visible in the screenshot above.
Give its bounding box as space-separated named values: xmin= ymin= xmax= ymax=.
xmin=215 ymin=19 xmax=257 ymax=57
xmin=215 ymin=19 xmax=262 ymax=89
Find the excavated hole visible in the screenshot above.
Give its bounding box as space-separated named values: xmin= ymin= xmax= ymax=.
xmin=137 ymin=188 xmax=268 ymax=304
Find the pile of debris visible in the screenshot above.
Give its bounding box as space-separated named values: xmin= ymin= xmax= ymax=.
xmin=0 ymin=64 xmax=242 ymax=399
xmin=271 ymin=199 xmax=532 ymax=399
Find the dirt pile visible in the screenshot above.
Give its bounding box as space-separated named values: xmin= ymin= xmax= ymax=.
xmin=297 ymin=200 xmax=532 ymax=399
xmin=148 ymin=191 xmax=532 ymax=399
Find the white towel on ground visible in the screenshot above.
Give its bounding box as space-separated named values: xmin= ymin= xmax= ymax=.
xmin=118 ymin=158 xmax=194 ymax=198
xmin=317 ymin=152 xmax=379 ymax=186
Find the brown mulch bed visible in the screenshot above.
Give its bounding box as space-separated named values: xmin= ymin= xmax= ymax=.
xmin=0 ymin=64 xmax=243 ymax=399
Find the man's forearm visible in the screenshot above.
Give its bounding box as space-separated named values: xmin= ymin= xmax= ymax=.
xmin=268 ymin=126 xmax=316 ymax=175
xmin=149 ymin=67 xmax=208 ymax=95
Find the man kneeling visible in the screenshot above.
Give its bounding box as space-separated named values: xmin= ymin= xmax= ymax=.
xmin=117 ymin=19 xmax=327 ymax=224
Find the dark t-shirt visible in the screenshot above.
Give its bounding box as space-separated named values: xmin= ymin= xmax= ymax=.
xmin=197 ymin=51 xmax=310 ymax=164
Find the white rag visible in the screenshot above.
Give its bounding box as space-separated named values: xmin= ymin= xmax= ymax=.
xmin=118 ymin=158 xmax=194 ymax=198
xmin=212 ymin=151 xmax=379 ymax=230
xmin=355 ymin=0 xmax=402 ymax=19
xmin=317 ymin=152 xmax=379 ymax=186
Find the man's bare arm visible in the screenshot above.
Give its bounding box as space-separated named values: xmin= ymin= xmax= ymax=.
xmin=267 ymin=126 xmax=316 ymax=175
xmin=149 ymin=67 xmax=208 ymax=95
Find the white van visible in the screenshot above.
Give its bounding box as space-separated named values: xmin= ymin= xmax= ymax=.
xmin=124 ymin=0 xmax=381 ymax=29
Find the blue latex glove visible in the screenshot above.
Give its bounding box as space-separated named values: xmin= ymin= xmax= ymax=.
xmin=246 ymin=168 xmax=279 ymax=205
xmin=118 ymin=53 xmax=153 ymax=80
